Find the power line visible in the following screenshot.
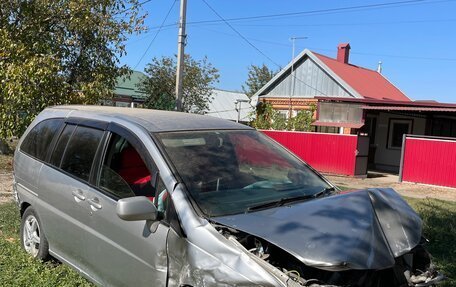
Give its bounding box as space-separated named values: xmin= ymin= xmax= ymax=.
xmin=131 ymin=28 xmax=456 ymax=63
xmin=353 ymin=51 xmax=456 ymax=62
xmin=197 ymin=0 xmax=452 ymax=24
xmin=137 ymin=17 xmax=456 ymax=39
xmin=307 ymin=47 xmax=456 ymax=62
xmin=205 ymin=107 xmax=252 ymax=114
xmin=193 ymin=26 xmax=456 ymax=62
xmin=199 ymin=0 xmax=281 ymax=67
xmin=133 ymin=0 xmax=177 ymax=70
xmin=200 ymin=0 xmax=328 ymax=96
xmin=223 ymin=18 xmax=456 ymax=28
xmin=155 ymin=0 xmax=454 ymax=29
xmin=115 ymin=0 xmax=154 ymax=15
xmin=125 ymin=26 xmax=177 ymax=45
xmin=192 ymin=26 xmax=291 ymax=47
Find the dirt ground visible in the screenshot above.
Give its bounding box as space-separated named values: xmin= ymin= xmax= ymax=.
xmin=326 ymin=171 xmax=456 ymax=202
xmin=0 ymin=173 xmax=13 ymax=204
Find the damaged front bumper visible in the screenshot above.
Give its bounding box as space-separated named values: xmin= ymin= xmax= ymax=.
xmin=409 ymin=269 xmax=446 ymax=287
xmin=209 ymin=188 xmax=447 ymax=287
xmin=169 ymin=186 xmax=445 ymax=287
xmin=223 ymin=227 xmax=445 ymax=287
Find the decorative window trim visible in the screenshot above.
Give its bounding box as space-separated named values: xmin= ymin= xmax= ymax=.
xmin=387 ymin=118 xmax=413 ymax=150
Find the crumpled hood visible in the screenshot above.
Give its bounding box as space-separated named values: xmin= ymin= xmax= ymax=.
xmin=212 ymin=188 xmax=422 ymax=271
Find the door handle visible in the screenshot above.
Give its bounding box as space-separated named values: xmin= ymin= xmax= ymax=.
xmin=88 ymin=197 xmax=102 ymax=210
xmin=72 ymin=189 xmax=86 ymax=202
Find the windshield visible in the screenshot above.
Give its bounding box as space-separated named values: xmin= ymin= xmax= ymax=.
xmin=156 ymin=130 xmax=332 ymax=217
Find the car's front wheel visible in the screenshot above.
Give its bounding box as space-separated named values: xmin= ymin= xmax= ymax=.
xmin=20 ymin=207 xmax=49 ymax=260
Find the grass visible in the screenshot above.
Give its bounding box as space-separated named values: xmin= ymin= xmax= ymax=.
xmin=0 ymin=202 xmax=94 ymax=286
xmin=0 ymin=194 xmax=454 ymax=286
xmin=405 ymin=197 xmax=456 ymax=287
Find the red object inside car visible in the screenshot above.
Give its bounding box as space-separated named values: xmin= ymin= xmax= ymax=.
xmin=117 ymin=147 xmax=152 ymax=199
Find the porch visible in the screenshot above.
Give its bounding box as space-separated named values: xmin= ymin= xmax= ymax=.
xmin=314 ymin=97 xmax=456 ymax=173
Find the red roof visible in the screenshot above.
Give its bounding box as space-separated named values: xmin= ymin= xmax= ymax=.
xmin=315 ymin=96 xmax=456 ymax=108
xmin=361 ymin=106 xmax=456 ymax=112
xmin=314 ymin=52 xmax=411 ymax=102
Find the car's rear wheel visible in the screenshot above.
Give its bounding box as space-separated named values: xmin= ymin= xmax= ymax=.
xmin=20 ymin=207 xmax=49 ymax=260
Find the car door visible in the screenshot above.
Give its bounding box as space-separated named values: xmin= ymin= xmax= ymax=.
xmin=37 ymin=123 xmax=105 ymax=283
xmin=83 ymin=125 xmax=169 ymax=286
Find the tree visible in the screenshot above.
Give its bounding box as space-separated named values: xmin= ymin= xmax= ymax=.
xmin=288 ymin=104 xmax=316 ymax=131
xmin=251 ymin=102 xmax=315 ymax=131
xmin=139 ymin=55 xmax=219 ymax=113
xmin=251 ymin=103 xmax=287 ymax=130
xmin=0 ymin=0 xmax=146 ymax=139
xmin=242 ymin=64 xmax=275 ymax=98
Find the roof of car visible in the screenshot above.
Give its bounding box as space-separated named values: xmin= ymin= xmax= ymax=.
xmin=50 ymin=105 xmax=253 ymax=132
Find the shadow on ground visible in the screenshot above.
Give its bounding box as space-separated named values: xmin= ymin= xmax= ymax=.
xmin=367 ymin=172 xmax=389 ymax=179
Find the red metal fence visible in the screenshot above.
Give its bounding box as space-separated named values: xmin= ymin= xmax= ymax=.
xmin=262 ymin=130 xmax=368 ymax=176
xmin=400 ymin=135 xmax=456 ymax=188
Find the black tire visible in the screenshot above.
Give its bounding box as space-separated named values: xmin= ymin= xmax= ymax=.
xmin=20 ymin=206 xmax=50 ymax=261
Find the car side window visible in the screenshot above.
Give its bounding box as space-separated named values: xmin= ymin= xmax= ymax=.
xmin=98 ymin=132 xmax=156 ymax=200
xmin=50 ymin=124 xmax=76 ymax=167
xmin=60 ymin=126 xmax=104 ymax=182
xmin=20 ymin=118 xmax=63 ymax=161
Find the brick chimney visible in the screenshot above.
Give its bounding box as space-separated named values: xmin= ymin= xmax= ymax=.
xmin=337 ymin=43 xmax=351 ymax=64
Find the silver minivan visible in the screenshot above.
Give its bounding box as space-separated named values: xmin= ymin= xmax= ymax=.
xmin=13 ymin=106 xmax=443 ymax=287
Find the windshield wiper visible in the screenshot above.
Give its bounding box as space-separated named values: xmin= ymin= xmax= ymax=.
xmin=313 ymin=187 xmax=336 ymax=198
xmin=247 ymin=194 xmax=315 ymax=212
xmin=247 ymin=187 xmax=336 ymax=212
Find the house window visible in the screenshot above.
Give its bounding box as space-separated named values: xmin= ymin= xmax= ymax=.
xmin=318 ymin=102 xmax=363 ymax=124
xmin=431 ymin=118 xmax=456 ymax=138
xmin=277 ymin=110 xmax=288 ymax=119
xmin=387 ymin=119 xmax=412 ymax=149
xmin=315 ymin=126 xmax=339 ymax=134
xmin=115 ymin=101 xmax=131 ymax=107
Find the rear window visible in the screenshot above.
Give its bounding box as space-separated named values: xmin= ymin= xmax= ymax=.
xmin=60 ymin=126 xmax=104 ymax=181
xmin=20 ymin=118 xmax=63 ymax=161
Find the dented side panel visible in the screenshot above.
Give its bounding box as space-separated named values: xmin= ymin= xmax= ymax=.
xmin=168 ymin=185 xmax=283 ymax=286
xmin=167 ymin=229 xmax=274 ymax=286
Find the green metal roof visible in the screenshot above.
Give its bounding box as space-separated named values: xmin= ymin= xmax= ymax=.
xmin=114 ymin=71 xmax=148 ymax=100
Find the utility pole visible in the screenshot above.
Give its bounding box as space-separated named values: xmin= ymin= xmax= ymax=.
xmin=175 ymin=0 xmax=187 ymax=111
xmin=289 ymin=36 xmax=307 ymax=119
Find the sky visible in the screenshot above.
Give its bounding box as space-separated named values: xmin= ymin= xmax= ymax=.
xmin=120 ymin=0 xmax=456 ymax=103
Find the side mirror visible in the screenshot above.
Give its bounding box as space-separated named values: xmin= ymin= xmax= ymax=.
xmin=116 ymin=196 xmax=158 ymax=221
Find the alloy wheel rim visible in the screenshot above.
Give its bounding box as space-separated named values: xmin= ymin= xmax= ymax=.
xmin=23 ymin=215 xmax=40 ymax=257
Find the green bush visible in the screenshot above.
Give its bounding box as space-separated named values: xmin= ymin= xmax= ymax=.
xmin=251 ymin=103 xmax=316 ymax=131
